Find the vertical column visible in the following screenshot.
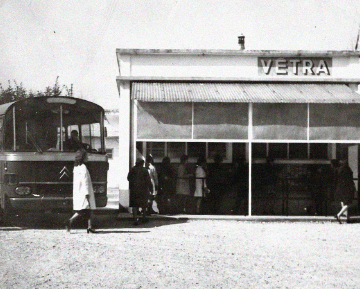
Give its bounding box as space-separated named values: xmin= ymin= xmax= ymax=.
xmin=117 ymin=80 xmax=131 ymax=208
xmin=132 ymin=100 xmax=138 ymax=163
xmin=248 ymin=103 xmax=253 ymax=216
xmin=13 ymin=107 xmax=16 ymax=151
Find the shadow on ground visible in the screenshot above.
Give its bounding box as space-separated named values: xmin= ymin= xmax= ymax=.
xmin=0 ymin=211 xmax=189 ymax=231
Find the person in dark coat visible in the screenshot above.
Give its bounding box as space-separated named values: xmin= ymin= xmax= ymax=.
xmin=262 ymin=157 xmax=278 ymax=215
xmin=128 ymin=158 xmax=153 ymax=225
xmin=65 ymin=130 xmax=84 ymax=151
xmin=231 ymin=157 xmax=248 ymax=215
xmin=309 ymin=166 xmax=328 ymax=216
xmin=207 ymin=154 xmax=228 ymax=214
xmin=334 ymin=159 xmax=356 ymax=224
xmin=157 ymin=156 xmax=176 ymax=214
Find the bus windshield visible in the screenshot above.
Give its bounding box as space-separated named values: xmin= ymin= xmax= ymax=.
xmin=3 ymin=97 xmax=105 ymax=153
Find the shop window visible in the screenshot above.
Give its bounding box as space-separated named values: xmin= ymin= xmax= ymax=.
xmin=208 ymin=142 xmax=226 ymax=159
xmin=336 ymin=143 xmax=348 ymax=160
xmin=289 ymin=143 xmax=308 ymax=159
xmin=252 ymin=143 xmax=267 ymax=159
xmin=167 ymin=142 xmax=186 ymax=159
xmin=310 ymin=143 xmax=328 ymax=159
xmin=146 ymin=142 xmax=165 ymax=159
xmin=136 ymin=142 xmax=143 ymax=155
xmin=233 ymin=143 xmax=246 ymax=161
xmin=188 ymin=142 xmax=206 ymax=158
xmin=269 ymin=143 xmax=288 ymax=159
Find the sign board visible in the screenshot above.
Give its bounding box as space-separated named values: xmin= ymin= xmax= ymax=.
xmin=258 ymin=57 xmax=332 ymax=76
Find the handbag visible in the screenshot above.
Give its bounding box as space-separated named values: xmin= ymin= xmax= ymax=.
xmin=203 ymin=187 xmax=210 ymax=198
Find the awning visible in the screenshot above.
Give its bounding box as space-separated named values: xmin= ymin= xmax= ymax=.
xmin=132 ymin=82 xmax=360 ymax=103
xmin=134 ymin=82 xmax=360 ymax=140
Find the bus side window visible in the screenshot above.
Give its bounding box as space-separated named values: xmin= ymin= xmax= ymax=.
xmin=4 ymin=115 xmax=14 ymax=151
xmin=56 ymin=127 xmax=66 ymax=151
xmin=0 ymin=117 xmax=3 ymax=151
xmin=81 ymin=123 xmax=100 ymax=152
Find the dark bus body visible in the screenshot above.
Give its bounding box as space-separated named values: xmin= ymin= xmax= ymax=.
xmin=0 ymin=96 xmax=108 ymax=222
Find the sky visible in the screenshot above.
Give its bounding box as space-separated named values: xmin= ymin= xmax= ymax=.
xmin=0 ymin=0 xmax=360 ymax=109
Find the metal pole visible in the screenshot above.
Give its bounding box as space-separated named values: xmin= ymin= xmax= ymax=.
xmin=100 ymin=110 xmax=105 ymax=153
xmin=248 ymin=103 xmax=253 ymax=216
xmin=60 ymin=105 xmax=63 ymax=151
xmin=13 ymin=107 xmax=16 ymax=151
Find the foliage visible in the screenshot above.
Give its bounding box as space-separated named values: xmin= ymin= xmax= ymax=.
xmin=0 ymin=77 xmax=72 ymax=105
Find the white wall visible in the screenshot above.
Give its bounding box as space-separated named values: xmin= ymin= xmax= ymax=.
xmin=118 ymin=51 xmax=360 ymax=81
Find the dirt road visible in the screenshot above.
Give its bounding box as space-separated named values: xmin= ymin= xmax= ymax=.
xmin=1 ymin=213 xmax=360 ymax=288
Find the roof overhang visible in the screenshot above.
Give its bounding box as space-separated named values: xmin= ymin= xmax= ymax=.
xmin=117 ymin=76 xmax=360 ymax=84
xmin=116 ymin=48 xmax=360 ymax=57
xmin=132 ymin=82 xmax=360 ymax=103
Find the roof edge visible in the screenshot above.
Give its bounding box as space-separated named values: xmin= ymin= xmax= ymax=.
xmin=116 ymin=76 xmax=360 ymax=84
xmin=116 ymin=48 xmax=360 ymax=57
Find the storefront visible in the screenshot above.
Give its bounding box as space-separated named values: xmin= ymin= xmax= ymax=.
xmin=116 ymin=48 xmax=360 ymax=216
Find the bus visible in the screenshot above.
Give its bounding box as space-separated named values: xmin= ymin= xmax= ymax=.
xmin=0 ymin=96 xmax=108 ymax=223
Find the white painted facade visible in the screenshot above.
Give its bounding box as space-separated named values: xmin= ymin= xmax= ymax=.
xmin=117 ymin=50 xmax=360 ymax=80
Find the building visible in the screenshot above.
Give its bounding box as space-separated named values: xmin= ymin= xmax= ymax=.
xmin=115 ymin=43 xmax=360 ymax=216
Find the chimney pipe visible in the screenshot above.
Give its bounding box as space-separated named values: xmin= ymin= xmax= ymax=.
xmin=238 ymin=35 xmax=245 ymax=50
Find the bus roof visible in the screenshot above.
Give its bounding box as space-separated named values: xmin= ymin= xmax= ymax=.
xmin=0 ymin=101 xmax=15 ymax=116
xmin=0 ymin=96 xmax=104 ymax=116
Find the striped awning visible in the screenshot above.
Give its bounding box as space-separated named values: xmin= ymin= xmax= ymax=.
xmin=132 ymin=82 xmax=360 ymax=103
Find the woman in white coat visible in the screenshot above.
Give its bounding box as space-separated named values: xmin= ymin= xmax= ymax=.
xmin=66 ymin=149 xmax=96 ymax=233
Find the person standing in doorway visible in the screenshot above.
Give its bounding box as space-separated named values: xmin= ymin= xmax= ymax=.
xmin=194 ymin=156 xmax=208 ymax=214
xmin=309 ymin=166 xmax=327 ymax=216
xmin=334 ymin=159 xmax=356 ymax=224
xmin=176 ymin=155 xmax=192 ymax=213
xmin=262 ymin=157 xmax=277 ymax=215
xmin=65 ymin=149 xmax=96 ymax=233
xmin=208 ymin=154 xmax=228 ymax=214
xmin=128 ymin=158 xmax=153 ymax=225
xmin=231 ymin=157 xmax=248 ymax=215
xmin=157 ymin=156 xmax=176 ymax=214
xmin=145 ymin=154 xmax=159 ymax=215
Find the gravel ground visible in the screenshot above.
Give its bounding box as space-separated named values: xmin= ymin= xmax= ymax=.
xmin=1 ymin=214 xmax=360 ymax=289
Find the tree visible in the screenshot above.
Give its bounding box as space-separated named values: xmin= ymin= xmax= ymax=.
xmin=0 ymin=77 xmax=72 ymax=104
xmin=0 ymin=80 xmax=27 ymax=105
